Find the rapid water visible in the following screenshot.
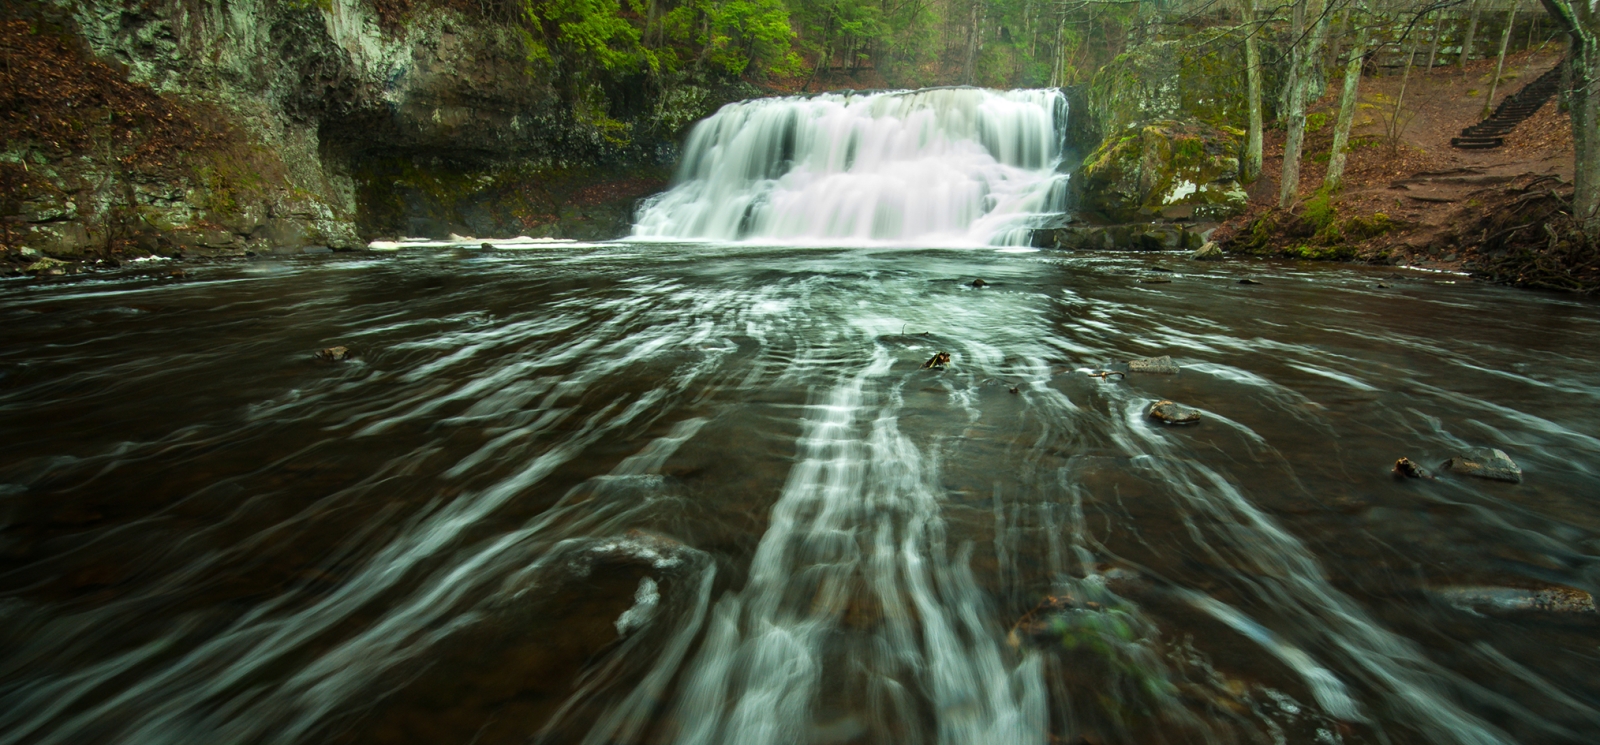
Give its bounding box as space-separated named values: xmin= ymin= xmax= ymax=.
xmin=630 ymin=88 xmax=1070 ymax=246
xmin=2 ymin=245 xmax=1599 ymax=745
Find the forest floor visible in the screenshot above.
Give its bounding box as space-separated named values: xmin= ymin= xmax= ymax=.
xmin=1217 ymin=43 xmax=1598 ymax=293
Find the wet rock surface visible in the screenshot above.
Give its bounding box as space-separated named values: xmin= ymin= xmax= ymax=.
xmin=1441 ymin=448 xmax=1523 ymax=483
xmin=1127 ymin=355 xmax=1180 ymax=374
xmin=1191 ymin=241 xmax=1224 ymax=260
xmin=1430 ymin=585 xmax=1596 ymax=614
xmin=1147 ymin=399 xmax=1201 ymax=424
xmin=1393 ymin=457 xmax=1429 ymax=479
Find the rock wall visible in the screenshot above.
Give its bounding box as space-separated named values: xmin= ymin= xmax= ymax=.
xmin=2 ymin=0 xmax=730 ymax=267
xmin=1070 ymin=31 xmax=1284 ymax=228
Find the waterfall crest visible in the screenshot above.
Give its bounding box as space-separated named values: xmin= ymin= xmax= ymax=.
xmin=630 ymin=87 xmax=1070 ymax=246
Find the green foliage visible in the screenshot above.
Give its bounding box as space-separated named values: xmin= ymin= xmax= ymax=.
xmin=522 ymin=0 xmax=649 ymax=72
xmin=1306 ymin=111 xmax=1329 ymax=133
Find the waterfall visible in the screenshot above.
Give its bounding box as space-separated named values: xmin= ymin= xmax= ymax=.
xmin=630 ymin=87 xmax=1070 ymax=246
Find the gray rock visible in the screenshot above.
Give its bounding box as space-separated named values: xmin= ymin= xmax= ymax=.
xmin=1127 ymin=355 xmax=1180 ymax=374
xmin=1147 ymin=399 xmax=1200 ymax=424
xmin=1190 ymin=241 xmax=1223 ymax=261
xmin=1431 ymin=585 xmax=1594 ymax=614
xmin=1441 ymin=448 xmax=1522 ymax=483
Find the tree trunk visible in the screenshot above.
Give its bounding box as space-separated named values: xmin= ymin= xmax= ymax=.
xmin=1280 ymin=0 xmax=1329 ymax=208
xmin=1462 ymin=2 xmax=1480 ymax=69
xmin=1427 ymin=10 xmax=1442 ymax=70
xmin=1279 ymin=0 xmax=1309 ymax=207
xmin=1535 ymin=0 xmax=1599 ymax=232
xmin=964 ymin=3 xmax=981 ymax=85
xmin=1244 ymin=0 xmax=1265 ymax=182
xmin=1390 ymin=32 xmax=1420 ymax=142
xmin=1325 ymin=21 xmax=1369 ymax=192
xmin=1484 ymin=6 xmax=1518 ymax=118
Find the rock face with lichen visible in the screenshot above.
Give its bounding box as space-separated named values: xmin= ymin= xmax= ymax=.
xmin=1076 ymin=120 xmax=1248 ymax=224
xmin=1065 ymin=34 xmax=1283 ymax=229
xmin=1 ymin=0 xmax=734 ymax=266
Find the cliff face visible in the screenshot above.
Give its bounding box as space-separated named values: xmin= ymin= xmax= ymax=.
xmin=3 ymin=0 xmax=729 ymax=264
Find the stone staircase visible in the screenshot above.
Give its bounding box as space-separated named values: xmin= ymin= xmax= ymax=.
xmin=1451 ymin=62 xmax=1564 ymax=150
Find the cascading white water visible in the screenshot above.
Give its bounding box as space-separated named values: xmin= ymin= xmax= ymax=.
xmin=630 ymin=87 xmax=1070 ymax=246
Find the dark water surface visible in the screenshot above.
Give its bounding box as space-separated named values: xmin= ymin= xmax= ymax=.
xmin=2 ymin=244 xmax=1598 ymax=745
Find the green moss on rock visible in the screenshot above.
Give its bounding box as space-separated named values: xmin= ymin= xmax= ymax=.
xmin=1078 ymin=120 xmax=1247 ymax=223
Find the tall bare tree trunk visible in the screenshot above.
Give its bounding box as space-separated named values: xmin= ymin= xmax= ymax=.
xmin=1326 ymin=20 xmax=1369 ymax=192
xmin=1390 ymin=32 xmax=1421 ymax=142
xmin=1280 ymin=0 xmax=1329 ymax=208
xmin=1244 ymin=0 xmax=1265 ymax=182
xmin=1462 ymin=1 xmax=1481 ymax=69
xmin=1484 ymin=5 xmax=1518 ymax=117
xmin=1427 ymin=10 xmax=1442 ymax=69
xmin=964 ymin=3 xmax=982 ymax=84
xmin=1535 ymin=0 xmax=1599 ymax=232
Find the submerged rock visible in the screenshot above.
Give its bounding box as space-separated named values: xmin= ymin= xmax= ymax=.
xmin=1441 ymin=448 xmax=1522 ymax=483
xmin=971 ymin=278 xmax=988 ymax=288
xmin=1147 ymin=399 xmax=1201 ymax=424
xmin=317 ymin=346 xmax=351 ymax=362
xmin=26 ymin=257 xmax=69 ymax=275
xmin=1191 ymin=241 xmax=1223 ymax=261
xmin=1127 ymin=355 xmax=1180 ymax=374
xmin=1238 ymin=278 xmax=1262 ymax=285
xmin=1392 ymin=457 xmax=1430 ymax=479
xmin=921 ymin=352 xmax=951 ymax=370
xmin=1431 ymin=585 xmax=1595 ymax=614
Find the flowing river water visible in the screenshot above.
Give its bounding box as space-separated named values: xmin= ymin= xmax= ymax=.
xmin=1 ymin=244 xmax=1598 ymax=745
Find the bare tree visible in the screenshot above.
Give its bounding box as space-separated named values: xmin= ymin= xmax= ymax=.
xmin=1325 ymin=9 xmax=1369 ymax=191
xmin=1461 ymin=0 xmax=1481 ymax=68
xmin=1244 ymin=0 xmax=1266 ymax=181
xmin=1280 ymin=0 xmax=1333 ymax=207
xmin=1537 ymin=0 xmax=1600 ymax=231
xmin=1483 ymin=4 xmax=1517 ymax=117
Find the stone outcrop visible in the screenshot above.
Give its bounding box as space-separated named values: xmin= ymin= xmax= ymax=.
xmin=1075 ymin=120 xmax=1249 ymax=224
xmin=2 ymin=0 xmax=732 ymax=262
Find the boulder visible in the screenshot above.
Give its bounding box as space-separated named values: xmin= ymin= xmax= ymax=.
xmin=1190 ymin=241 xmax=1223 ymax=261
xmin=1430 ymin=585 xmax=1594 ymax=614
xmin=1147 ymin=399 xmax=1201 ymax=424
xmin=25 ymin=257 xmax=70 ymax=275
xmin=1076 ymin=120 xmax=1249 ymax=224
xmin=1441 ymin=448 xmax=1522 ymax=483
xmin=1127 ymin=355 xmax=1180 ymax=374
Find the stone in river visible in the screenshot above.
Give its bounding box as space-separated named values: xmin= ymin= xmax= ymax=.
xmin=1238 ymin=278 xmax=1263 ymax=285
xmin=1148 ymin=399 xmax=1200 ymax=424
xmin=317 ymin=346 xmax=351 ymax=362
xmin=1127 ymin=355 xmax=1179 ymax=374
xmin=971 ymin=278 xmax=988 ymax=287
xmin=1431 ymin=585 xmax=1595 ymax=614
xmin=1440 ymin=448 xmax=1522 ymax=483
xmin=1190 ymin=241 xmax=1224 ymax=261
xmin=1392 ymin=457 xmax=1429 ymax=479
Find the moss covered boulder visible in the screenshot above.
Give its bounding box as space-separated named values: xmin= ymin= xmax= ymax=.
xmin=1085 ymin=36 xmax=1282 ymax=142
xmin=1077 ymin=120 xmax=1248 ymax=224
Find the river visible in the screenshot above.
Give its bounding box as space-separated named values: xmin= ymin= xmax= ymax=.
xmin=1 ymin=243 xmax=1597 ymax=745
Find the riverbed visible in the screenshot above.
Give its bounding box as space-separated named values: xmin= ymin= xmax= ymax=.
xmin=1 ymin=244 xmax=1597 ymax=745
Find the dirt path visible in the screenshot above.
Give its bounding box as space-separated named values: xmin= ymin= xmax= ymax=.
xmin=1228 ymin=45 xmax=1575 ymax=272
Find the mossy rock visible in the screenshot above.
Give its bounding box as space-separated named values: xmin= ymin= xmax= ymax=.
xmin=1085 ymin=35 xmax=1285 ymax=142
xmin=1077 ymin=120 xmax=1248 ymax=223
